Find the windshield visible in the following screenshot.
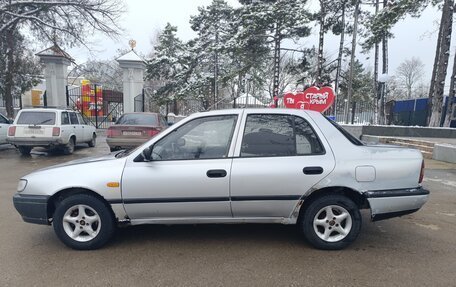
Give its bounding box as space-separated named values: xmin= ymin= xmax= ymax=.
xmin=17 ymin=112 xmax=56 ymax=125
xmin=116 ymin=114 xmax=158 ymax=126
xmin=324 ymin=117 xmax=364 ymax=146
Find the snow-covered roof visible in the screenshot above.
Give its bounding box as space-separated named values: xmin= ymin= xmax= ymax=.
xmin=117 ymin=50 xmax=144 ymax=62
xmin=36 ymin=45 xmax=74 ymax=61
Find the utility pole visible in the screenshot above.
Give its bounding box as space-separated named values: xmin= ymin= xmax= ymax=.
xmin=273 ymin=24 xmax=281 ymax=108
xmin=345 ymin=0 xmax=360 ymax=124
xmin=374 ymin=0 xmax=380 ymax=124
xmin=316 ymin=0 xmax=326 ymax=85
xmin=334 ymin=0 xmax=346 ymax=116
xmin=380 ymin=0 xmax=390 ymax=125
xmin=214 ymin=30 xmax=219 ymax=110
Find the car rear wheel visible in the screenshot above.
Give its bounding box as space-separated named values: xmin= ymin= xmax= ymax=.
xmin=63 ymin=137 xmax=75 ymax=155
xmin=18 ymin=146 xmax=32 ymax=155
xmin=299 ymin=195 xmax=361 ymax=250
xmin=53 ymin=194 xmax=116 ymax=250
xmin=88 ymin=133 xmax=96 ymax=147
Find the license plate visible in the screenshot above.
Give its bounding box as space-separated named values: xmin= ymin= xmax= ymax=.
xmin=25 ymin=128 xmax=44 ymax=135
xmin=122 ymin=131 xmax=142 ymax=136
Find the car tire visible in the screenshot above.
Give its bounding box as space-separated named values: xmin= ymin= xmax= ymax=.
xmin=109 ymin=147 xmax=118 ymax=152
xmin=53 ymin=194 xmax=116 ymax=250
xmin=88 ymin=133 xmax=96 ymax=147
xmin=18 ymin=146 xmax=32 ymax=155
xmin=299 ymin=195 xmax=361 ymax=250
xmin=63 ymin=137 xmax=75 ymax=155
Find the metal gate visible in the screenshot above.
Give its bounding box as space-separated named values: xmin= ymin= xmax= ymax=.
xmin=66 ymin=85 xmax=123 ymax=129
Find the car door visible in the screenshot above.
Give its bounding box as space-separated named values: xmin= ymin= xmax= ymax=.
xmin=0 ymin=114 xmax=9 ymax=144
xmin=60 ymin=112 xmax=72 ymax=142
xmin=76 ymin=113 xmax=90 ymax=141
xmin=122 ymin=114 xmax=240 ymax=220
xmin=68 ymin=112 xmax=82 ymax=143
xmin=230 ymin=112 xmax=336 ymax=218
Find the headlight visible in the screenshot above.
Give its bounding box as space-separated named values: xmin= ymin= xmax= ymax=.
xmin=17 ymin=179 xmax=27 ymax=192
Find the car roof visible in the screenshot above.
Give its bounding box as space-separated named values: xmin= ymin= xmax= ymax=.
xmin=19 ymin=108 xmax=74 ymax=113
xmin=191 ymin=108 xmax=319 ymax=118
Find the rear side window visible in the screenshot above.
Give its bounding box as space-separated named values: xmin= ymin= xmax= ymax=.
xmin=324 ymin=117 xmax=363 ymax=146
xmin=69 ymin=113 xmax=78 ymax=124
xmin=61 ymin=112 xmax=70 ymax=125
xmin=0 ymin=115 xmax=8 ymax=124
xmin=241 ymin=114 xmax=324 ymax=157
xmin=116 ymin=114 xmax=159 ymax=126
xmin=17 ymin=112 xmax=56 ymax=125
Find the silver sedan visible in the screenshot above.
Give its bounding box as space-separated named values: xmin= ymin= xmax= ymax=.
xmin=13 ymin=109 xmax=429 ymax=250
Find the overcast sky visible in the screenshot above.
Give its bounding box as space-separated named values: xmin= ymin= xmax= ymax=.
xmin=66 ymin=0 xmax=445 ymax=87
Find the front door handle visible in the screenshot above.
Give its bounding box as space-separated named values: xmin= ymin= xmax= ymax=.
xmin=303 ymin=166 xmax=323 ymax=175
xmin=207 ymin=169 xmax=227 ymax=178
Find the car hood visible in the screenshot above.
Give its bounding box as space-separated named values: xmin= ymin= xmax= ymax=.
xmin=33 ymin=152 xmax=121 ymax=173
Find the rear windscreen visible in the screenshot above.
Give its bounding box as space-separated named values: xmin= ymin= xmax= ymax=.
xmin=116 ymin=114 xmax=158 ymax=126
xmin=17 ymin=112 xmax=56 ymax=125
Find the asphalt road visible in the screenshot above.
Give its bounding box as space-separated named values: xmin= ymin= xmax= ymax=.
xmin=0 ymin=139 xmax=455 ymax=287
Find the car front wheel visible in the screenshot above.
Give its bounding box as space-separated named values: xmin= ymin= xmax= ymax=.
xmin=53 ymin=194 xmax=116 ymax=250
xmin=299 ymin=195 xmax=361 ymax=250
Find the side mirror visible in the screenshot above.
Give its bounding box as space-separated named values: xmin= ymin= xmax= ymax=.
xmin=142 ymin=146 xmax=153 ymax=161
xmin=177 ymin=137 xmax=185 ymax=147
xmin=9 ymin=119 xmax=14 ymax=124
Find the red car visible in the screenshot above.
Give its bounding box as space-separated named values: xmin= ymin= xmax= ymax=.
xmin=106 ymin=112 xmax=168 ymax=152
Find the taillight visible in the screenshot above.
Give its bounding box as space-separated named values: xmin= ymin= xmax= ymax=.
xmin=419 ymin=160 xmax=425 ymax=183
xmin=146 ymin=128 xmax=160 ymax=137
xmin=8 ymin=126 xmax=16 ymax=136
xmin=52 ymin=127 xmax=60 ymax=136
xmin=107 ymin=127 xmax=120 ymax=137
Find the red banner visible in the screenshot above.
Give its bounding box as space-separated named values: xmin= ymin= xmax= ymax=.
xmin=283 ymin=86 xmax=335 ymax=113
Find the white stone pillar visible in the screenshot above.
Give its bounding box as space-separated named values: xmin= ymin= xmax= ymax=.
xmin=36 ymin=46 xmax=72 ymax=108
xmin=117 ymin=51 xmax=146 ymax=113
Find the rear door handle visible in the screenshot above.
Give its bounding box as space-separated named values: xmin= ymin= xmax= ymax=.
xmin=303 ymin=166 xmax=323 ymax=175
xmin=207 ymin=169 xmax=227 ymax=178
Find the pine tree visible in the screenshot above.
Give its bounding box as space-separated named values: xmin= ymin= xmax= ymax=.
xmin=146 ymin=24 xmax=189 ymax=114
xmin=0 ymin=30 xmax=42 ymax=110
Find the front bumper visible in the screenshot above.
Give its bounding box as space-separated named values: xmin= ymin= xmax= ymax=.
xmin=13 ymin=193 xmax=50 ymax=225
xmin=365 ymin=187 xmax=430 ymax=221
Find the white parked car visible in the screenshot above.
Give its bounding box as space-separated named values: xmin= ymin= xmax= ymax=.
xmin=0 ymin=113 xmax=12 ymax=145
xmin=7 ymin=108 xmax=97 ymax=155
xmin=13 ymin=109 xmax=429 ymax=250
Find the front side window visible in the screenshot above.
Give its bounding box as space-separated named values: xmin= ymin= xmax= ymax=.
xmin=241 ymin=114 xmax=324 ymax=157
xmin=77 ymin=113 xmax=86 ymax=125
xmin=152 ymin=115 xmax=237 ymax=161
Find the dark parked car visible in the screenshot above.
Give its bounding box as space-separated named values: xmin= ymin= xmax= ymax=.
xmin=106 ymin=112 xmax=168 ymax=152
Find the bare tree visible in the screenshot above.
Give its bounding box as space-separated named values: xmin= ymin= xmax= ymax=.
xmin=0 ymin=0 xmax=125 ymax=118
xmin=395 ymin=57 xmax=425 ymax=99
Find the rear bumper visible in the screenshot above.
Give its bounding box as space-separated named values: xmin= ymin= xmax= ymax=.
xmin=7 ymin=137 xmax=63 ymax=147
xmin=106 ymin=137 xmax=148 ymax=149
xmin=365 ymin=187 xmax=430 ymax=221
xmin=13 ymin=193 xmax=50 ymax=225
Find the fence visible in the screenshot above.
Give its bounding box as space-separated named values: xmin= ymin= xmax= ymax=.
xmin=66 ymin=85 xmax=123 ymax=129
